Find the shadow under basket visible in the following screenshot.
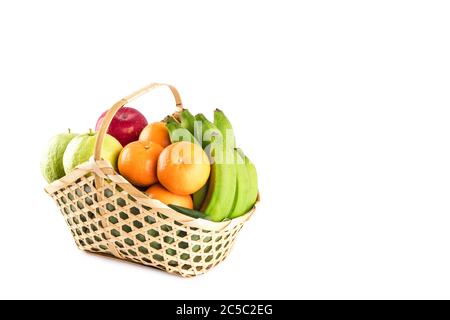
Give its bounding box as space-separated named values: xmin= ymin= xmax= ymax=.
xmin=44 ymin=82 xmax=257 ymax=277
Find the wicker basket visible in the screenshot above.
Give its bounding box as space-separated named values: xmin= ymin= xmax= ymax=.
xmin=44 ymin=83 xmax=256 ymax=277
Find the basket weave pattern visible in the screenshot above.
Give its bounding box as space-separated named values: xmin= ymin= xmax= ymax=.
xmin=44 ymin=83 xmax=255 ymax=277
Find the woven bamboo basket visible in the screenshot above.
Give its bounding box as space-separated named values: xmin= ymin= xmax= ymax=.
xmin=44 ymin=83 xmax=256 ymax=277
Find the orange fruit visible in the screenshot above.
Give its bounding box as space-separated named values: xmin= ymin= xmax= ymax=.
xmin=157 ymin=141 xmax=210 ymax=196
xmin=146 ymin=184 xmax=193 ymax=209
xmin=139 ymin=122 xmax=171 ymax=148
xmin=118 ymin=141 xmax=163 ymax=187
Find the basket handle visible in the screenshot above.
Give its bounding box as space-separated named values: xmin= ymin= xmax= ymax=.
xmin=94 ymin=83 xmax=183 ymax=161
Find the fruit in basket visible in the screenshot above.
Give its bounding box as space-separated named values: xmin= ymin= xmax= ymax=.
xmin=139 ymin=122 xmax=171 ymax=148
xmin=146 ymin=184 xmax=193 ymax=209
xmin=95 ymin=107 xmax=148 ymax=147
xmin=157 ymin=141 xmax=210 ymax=196
xmin=63 ymin=130 xmax=122 ymax=174
xmin=118 ymin=141 xmax=163 ymax=187
xmin=40 ymin=129 xmax=78 ymax=183
xmin=42 ymin=83 xmax=258 ymax=278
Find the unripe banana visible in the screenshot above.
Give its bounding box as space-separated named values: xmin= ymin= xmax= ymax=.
xmin=168 ymin=204 xmax=210 ymax=220
xmin=163 ymin=115 xmax=177 ymax=124
xmin=192 ymin=113 xmax=222 ymax=212
xmin=179 ymin=109 xmax=195 ymax=134
xmin=228 ymin=149 xmax=250 ymax=218
xmin=243 ymin=155 xmax=258 ymax=213
xmin=195 ymin=114 xmax=236 ymax=221
xmin=166 ymin=120 xmax=200 ymax=145
xmin=194 ymin=114 xmax=222 ymax=150
xmin=214 ymin=108 xmax=236 ymax=150
xmin=193 ymin=182 xmax=208 ymax=210
xmin=200 ymin=160 xmax=236 ymax=221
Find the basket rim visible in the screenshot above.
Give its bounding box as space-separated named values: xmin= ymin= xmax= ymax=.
xmin=44 ymin=157 xmax=258 ymax=232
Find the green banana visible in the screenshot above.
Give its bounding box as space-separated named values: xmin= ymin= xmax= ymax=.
xmin=166 ymin=120 xmax=200 ymax=145
xmin=168 ymin=204 xmax=210 ymax=220
xmin=163 ymin=115 xmax=177 ymax=124
xmin=179 ymin=109 xmax=195 ymax=133
xmin=200 ymin=160 xmax=236 ymax=221
xmin=228 ymin=149 xmax=250 ymax=218
xmin=193 ymin=182 xmax=208 ymax=210
xmin=190 ymin=113 xmax=220 ymax=213
xmin=214 ymin=108 xmax=236 ymax=150
xmin=243 ymin=154 xmax=258 ymax=213
xmin=194 ymin=114 xmax=222 ymax=150
xmin=195 ymin=114 xmax=236 ymax=221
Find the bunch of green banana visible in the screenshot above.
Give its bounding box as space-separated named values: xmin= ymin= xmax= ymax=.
xmin=213 ymin=109 xmax=258 ymax=219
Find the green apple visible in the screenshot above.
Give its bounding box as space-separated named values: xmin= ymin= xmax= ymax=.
xmin=41 ymin=129 xmax=78 ymax=183
xmin=63 ymin=130 xmax=122 ymax=174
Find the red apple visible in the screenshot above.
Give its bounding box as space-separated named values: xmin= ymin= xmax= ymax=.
xmin=95 ymin=107 xmax=148 ymax=146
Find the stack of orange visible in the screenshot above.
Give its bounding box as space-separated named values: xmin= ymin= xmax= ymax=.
xmin=117 ymin=122 xmax=210 ymax=209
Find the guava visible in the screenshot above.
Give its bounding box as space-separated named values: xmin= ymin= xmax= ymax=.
xmin=40 ymin=129 xmax=78 ymax=183
xmin=63 ymin=130 xmax=123 ymax=174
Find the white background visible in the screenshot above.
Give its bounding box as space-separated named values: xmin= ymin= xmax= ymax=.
xmin=0 ymin=0 xmax=449 ymax=300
